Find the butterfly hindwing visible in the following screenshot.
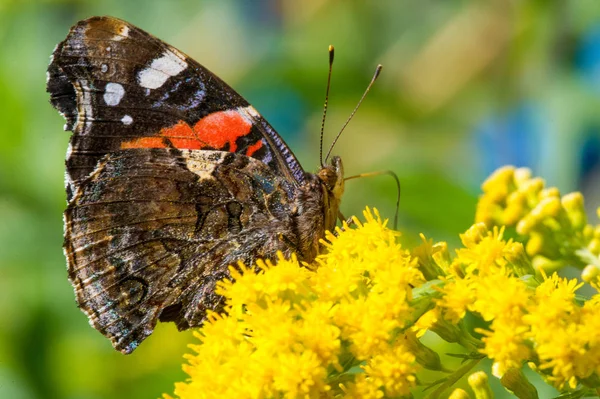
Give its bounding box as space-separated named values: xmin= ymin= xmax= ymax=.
xmin=66 ymin=147 xmax=299 ymax=353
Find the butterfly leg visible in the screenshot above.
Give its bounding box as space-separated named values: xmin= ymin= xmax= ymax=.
xmin=335 ymin=210 xmax=355 ymax=233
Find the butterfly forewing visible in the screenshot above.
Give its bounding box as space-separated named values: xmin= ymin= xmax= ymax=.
xmin=47 ymin=16 xmax=305 ymax=199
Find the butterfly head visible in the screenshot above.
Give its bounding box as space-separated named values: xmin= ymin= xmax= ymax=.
xmin=318 ymin=155 xmax=344 ymax=200
xmin=317 ymin=155 xmax=344 ymax=233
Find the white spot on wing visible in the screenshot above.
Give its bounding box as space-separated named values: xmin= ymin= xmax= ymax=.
xmin=103 ymin=83 xmax=125 ymax=106
xmin=121 ymin=115 xmax=133 ymax=125
xmin=113 ymin=25 xmax=129 ymax=41
xmin=101 ymin=64 xmax=108 ymax=73
xmin=137 ymin=50 xmax=187 ymax=90
xmin=237 ymin=106 xmax=259 ymax=124
xmin=183 ymin=150 xmax=222 ymax=180
xmin=244 ymin=105 xmax=260 ymax=118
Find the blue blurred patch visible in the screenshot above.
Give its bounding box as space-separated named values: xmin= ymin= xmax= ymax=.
xmin=579 ymin=128 xmax=600 ymax=182
xmin=475 ymin=102 xmax=541 ymax=178
xmin=576 ymin=25 xmax=600 ymax=92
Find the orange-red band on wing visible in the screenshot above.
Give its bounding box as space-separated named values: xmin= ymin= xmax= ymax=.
xmin=120 ymin=110 xmax=254 ymax=152
xmin=246 ymin=140 xmax=264 ymax=157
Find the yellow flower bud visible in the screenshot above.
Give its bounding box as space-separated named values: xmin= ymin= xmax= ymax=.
xmin=468 ymin=371 xmax=493 ymax=399
xmin=432 ymin=241 xmax=451 ymax=270
xmin=517 ymin=214 xmax=539 ymax=235
xmin=449 ymin=388 xmax=471 ymax=399
xmin=505 ymin=191 xmax=528 ymax=225
xmin=531 ymin=255 xmax=564 ymax=273
xmin=449 ymin=260 xmax=466 ymax=279
xmin=500 ymin=367 xmax=539 ymax=399
xmin=481 ymin=166 xmax=515 ymax=199
xmin=521 ymin=177 xmax=544 ymax=198
xmin=525 ymin=234 xmax=544 ymax=257
xmin=562 ymin=192 xmax=587 ymax=230
xmin=582 ymin=265 xmax=600 ymax=283
xmin=412 ymin=235 xmax=446 ymax=280
xmin=540 ymin=187 xmax=560 ymax=199
xmin=514 ymin=167 xmax=532 ymax=185
xmin=583 ymin=224 xmax=594 ymax=240
xmin=531 ymin=197 xmax=561 ymax=219
xmin=492 ymin=362 xmax=507 ymax=378
xmin=461 ymin=223 xmax=488 ymax=247
xmin=413 ymin=309 xmax=439 ymax=335
xmin=476 ymin=196 xmax=502 ymax=226
xmin=588 ymin=239 xmax=600 ymax=256
xmin=562 ymin=192 xmax=584 ymax=211
xmin=504 ymin=242 xmax=534 ymax=276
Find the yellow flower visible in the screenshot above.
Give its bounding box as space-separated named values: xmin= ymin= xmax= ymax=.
xmin=336 ymin=297 xmax=399 ymax=360
xmin=454 ymin=224 xmax=512 ymax=276
xmin=294 ymin=300 xmax=341 ymax=366
xmin=436 ymin=276 xmax=473 ymax=323
xmin=523 ymin=272 xmax=595 ymax=389
xmin=341 ymin=374 xmax=384 ymax=399
xmin=271 ymin=350 xmax=329 ymax=397
xmin=412 ymin=308 xmax=440 ymax=337
xmin=469 ymin=271 xmax=529 ymax=322
xmin=527 ymin=274 xmax=580 ymax=327
xmin=478 ymin=319 xmax=531 ymax=377
xmin=165 ymin=208 xmax=420 ymax=399
xmin=437 ymin=224 xmax=530 ymax=325
xmin=411 ymin=234 xmax=448 ymax=279
xmin=362 ymin=339 xmax=417 ymax=397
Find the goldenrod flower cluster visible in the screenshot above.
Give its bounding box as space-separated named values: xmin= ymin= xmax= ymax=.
xmin=165 ymin=209 xmax=423 ymax=399
xmin=165 ymin=167 xmax=600 ymax=398
xmin=476 ymin=165 xmax=600 ymax=277
xmin=434 ymin=222 xmax=600 ymax=390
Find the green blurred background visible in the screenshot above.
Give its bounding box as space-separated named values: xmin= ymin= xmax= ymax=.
xmin=2 ymin=1 xmax=600 ymax=398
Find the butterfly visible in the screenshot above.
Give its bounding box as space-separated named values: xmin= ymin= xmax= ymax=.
xmin=46 ymin=16 xmax=345 ymax=353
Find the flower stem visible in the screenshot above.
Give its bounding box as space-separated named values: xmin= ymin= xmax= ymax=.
xmin=425 ymin=358 xmax=483 ymax=399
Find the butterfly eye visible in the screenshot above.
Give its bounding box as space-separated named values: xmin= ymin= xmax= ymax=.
xmin=318 ymin=165 xmax=339 ymax=192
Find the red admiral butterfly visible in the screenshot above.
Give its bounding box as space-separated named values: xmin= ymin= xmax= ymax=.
xmin=47 ymin=16 xmax=352 ymax=354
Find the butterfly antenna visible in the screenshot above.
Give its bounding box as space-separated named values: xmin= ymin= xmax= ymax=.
xmin=324 ymin=64 xmax=383 ymax=164
xmin=319 ymin=45 xmax=335 ymax=168
xmin=345 ymin=170 xmax=401 ymax=230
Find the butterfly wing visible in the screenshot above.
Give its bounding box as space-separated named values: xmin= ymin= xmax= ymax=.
xmin=65 ymin=147 xmax=299 ymax=353
xmin=47 ymin=16 xmax=307 ymax=201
